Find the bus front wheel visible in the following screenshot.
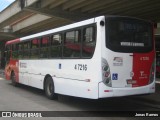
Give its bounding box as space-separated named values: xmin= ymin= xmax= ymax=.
xmin=44 ymin=77 xmax=57 ymax=100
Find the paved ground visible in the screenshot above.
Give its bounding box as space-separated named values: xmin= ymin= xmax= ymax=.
xmin=0 ymin=70 xmax=160 ymax=120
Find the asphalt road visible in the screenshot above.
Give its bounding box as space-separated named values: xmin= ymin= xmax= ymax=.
xmin=0 ymin=72 xmax=160 ymax=120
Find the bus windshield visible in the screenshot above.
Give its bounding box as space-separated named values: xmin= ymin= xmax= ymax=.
xmin=106 ymin=17 xmax=153 ymax=53
xmin=157 ymin=61 xmax=160 ymax=66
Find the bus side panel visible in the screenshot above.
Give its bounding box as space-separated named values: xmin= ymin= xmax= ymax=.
xmin=28 ymin=60 xmax=44 ymax=89
xmin=54 ymin=77 xmax=98 ymax=99
xmin=52 ymin=59 xmax=100 ymax=99
xmin=19 ymin=60 xmax=44 ymax=89
xmin=18 ymin=59 xmax=100 ymax=99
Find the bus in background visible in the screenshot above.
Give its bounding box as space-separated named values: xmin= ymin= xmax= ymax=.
xmin=156 ymin=52 xmax=160 ymax=78
xmin=4 ymin=15 xmax=155 ymax=99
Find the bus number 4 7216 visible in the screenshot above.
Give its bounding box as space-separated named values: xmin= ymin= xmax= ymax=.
xmin=74 ymin=64 xmax=87 ymax=71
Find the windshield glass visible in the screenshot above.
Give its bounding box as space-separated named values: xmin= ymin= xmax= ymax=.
xmin=157 ymin=52 xmax=160 ymax=66
xmin=157 ymin=60 xmax=160 ymax=66
xmin=106 ymin=17 xmax=153 ymax=53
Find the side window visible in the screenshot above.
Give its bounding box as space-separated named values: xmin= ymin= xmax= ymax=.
xmin=18 ymin=43 xmax=23 ymax=59
xmin=64 ymin=30 xmax=81 ymax=58
xmin=82 ymin=27 xmax=96 ymax=58
xmin=12 ymin=44 xmax=18 ymax=59
xmin=40 ymin=36 xmax=49 ymax=58
xmin=23 ymin=41 xmax=30 ymax=59
xmin=31 ymin=38 xmax=40 ymax=49
xmin=31 ymin=38 xmax=40 ymax=58
xmin=50 ymin=34 xmax=62 ymax=58
xmin=5 ymin=45 xmax=12 ymax=62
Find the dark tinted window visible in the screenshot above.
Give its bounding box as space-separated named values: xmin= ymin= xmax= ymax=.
xmin=157 ymin=58 xmax=160 ymax=66
xmin=82 ymin=27 xmax=96 ymax=57
xmin=31 ymin=38 xmax=40 ymax=49
xmin=12 ymin=44 xmax=18 ymax=59
xmin=40 ymin=36 xmax=49 ymax=58
xmin=23 ymin=41 xmax=30 ymax=59
xmin=106 ymin=17 xmax=153 ymax=53
xmin=50 ymin=34 xmax=62 ymax=58
xmin=7 ymin=24 xmax=96 ymax=60
xmin=64 ymin=30 xmax=81 ymax=58
xmin=5 ymin=45 xmax=12 ymax=61
xmin=18 ymin=43 xmax=23 ymax=59
xmin=31 ymin=38 xmax=40 ymax=58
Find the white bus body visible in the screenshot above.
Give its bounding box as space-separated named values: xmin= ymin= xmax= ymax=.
xmin=5 ymin=16 xmax=155 ymax=99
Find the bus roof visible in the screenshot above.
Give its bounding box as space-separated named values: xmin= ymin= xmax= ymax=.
xmin=5 ymin=38 xmax=20 ymax=45
xmin=5 ymin=16 xmax=99 ymax=45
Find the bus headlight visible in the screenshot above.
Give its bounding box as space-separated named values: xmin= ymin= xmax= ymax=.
xmin=102 ymin=58 xmax=112 ymax=87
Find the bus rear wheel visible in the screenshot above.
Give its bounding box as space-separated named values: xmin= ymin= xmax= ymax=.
xmin=44 ymin=77 xmax=57 ymax=100
xmin=11 ymin=72 xmax=17 ymax=86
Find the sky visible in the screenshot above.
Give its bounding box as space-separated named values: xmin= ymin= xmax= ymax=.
xmin=0 ymin=0 xmax=15 ymax=12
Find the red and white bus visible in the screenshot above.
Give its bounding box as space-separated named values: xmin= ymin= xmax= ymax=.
xmin=5 ymin=15 xmax=155 ymax=99
xmin=156 ymin=52 xmax=160 ymax=78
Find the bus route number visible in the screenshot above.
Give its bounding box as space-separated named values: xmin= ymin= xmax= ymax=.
xmin=74 ymin=64 xmax=87 ymax=71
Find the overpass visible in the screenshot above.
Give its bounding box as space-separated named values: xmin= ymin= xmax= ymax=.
xmin=0 ymin=0 xmax=160 ymax=68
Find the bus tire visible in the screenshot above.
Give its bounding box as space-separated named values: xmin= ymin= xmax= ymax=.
xmin=44 ymin=77 xmax=57 ymax=100
xmin=11 ymin=72 xmax=17 ymax=86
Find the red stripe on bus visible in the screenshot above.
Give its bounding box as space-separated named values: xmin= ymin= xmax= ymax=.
xmin=132 ymin=51 xmax=155 ymax=87
xmin=5 ymin=38 xmax=20 ymax=45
